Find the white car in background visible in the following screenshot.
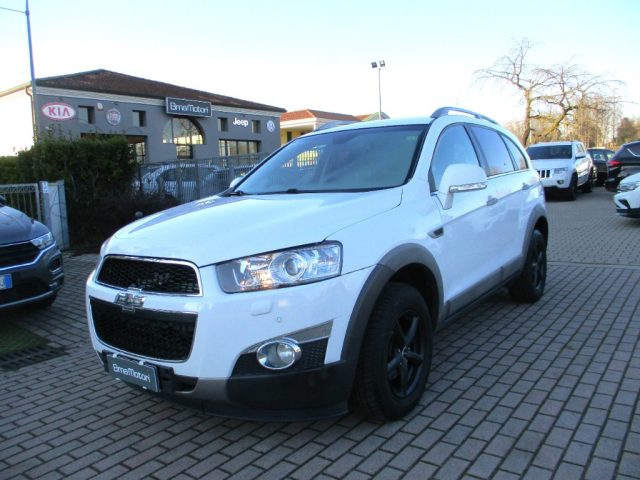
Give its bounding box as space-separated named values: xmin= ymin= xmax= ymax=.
xmin=613 ymin=172 xmax=640 ymax=218
xmin=527 ymin=141 xmax=593 ymax=200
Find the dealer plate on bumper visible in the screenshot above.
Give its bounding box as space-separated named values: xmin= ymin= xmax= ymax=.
xmin=106 ymin=355 xmax=159 ymax=392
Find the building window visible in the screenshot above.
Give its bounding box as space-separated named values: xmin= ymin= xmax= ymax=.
xmin=286 ymin=131 xmax=293 ymax=142
xmin=218 ymin=117 xmax=228 ymax=132
xmin=219 ymin=140 xmax=260 ymax=156
xmin=175 ymin=145 xmax=193 ymax=159
xmin=78 ymin=106 xmax=95 ymax=124
xmin=163 ymin=118 xmax=204 ymax=159
xmin=132 ymin=110 xmax=146 ymax=127
xmin=133 ymin=142 xmax=146 ymax=163
xmin=252 ymin=120 xmax=261 ymax=134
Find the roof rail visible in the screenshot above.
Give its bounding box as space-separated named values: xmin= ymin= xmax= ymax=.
xmin=430 ymin=106 xmax=498 ymax=125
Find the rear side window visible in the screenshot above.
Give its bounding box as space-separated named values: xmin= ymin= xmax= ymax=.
xmin=503 ymin=136 xmax=528 ymax=170
xmin=429 ymin=125 xmax=480 ymax=191
xmin=469 ymin=126 xmax=514 ymax=176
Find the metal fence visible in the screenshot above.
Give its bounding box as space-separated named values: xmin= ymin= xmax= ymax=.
xmin=134 ymin=153 xmax=268 ymax=204
xmin=0 ymin=183 xmax=42 ymax=221
xmin=0 ymin=181 xmax=70 ymax=250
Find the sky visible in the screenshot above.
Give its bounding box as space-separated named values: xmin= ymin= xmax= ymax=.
xmin=1 ymin=0 xmax=639 ymax=126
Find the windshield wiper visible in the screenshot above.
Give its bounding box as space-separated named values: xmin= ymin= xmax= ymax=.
xmin=227 ymin=190 xmax=247 ymax=196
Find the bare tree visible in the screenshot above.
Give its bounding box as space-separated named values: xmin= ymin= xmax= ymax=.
xmin=476 ymin=38 xmax=551 ymax=145
xmin=476 ymin=38 xmax=623 ymax=146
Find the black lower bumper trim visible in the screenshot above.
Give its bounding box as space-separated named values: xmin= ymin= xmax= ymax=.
xmin=616 ymin=207 xmax=640 ymax=218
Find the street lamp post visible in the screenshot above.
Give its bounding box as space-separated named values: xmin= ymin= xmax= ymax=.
xmin=371 ymin=60 xmax=386 ymax=120
xmin=1 ymin=0 xmax=38 ymax=140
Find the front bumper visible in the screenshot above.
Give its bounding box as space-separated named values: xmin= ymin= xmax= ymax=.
xmin=0 ymin=245 xmax=64 ymax=309
xmin=96 ymin=351 xmax=351 ymax=420
xmin=86 ymin=264 xmax=373 ymax=419
xmin=614 ymin=190 xmax=640 ymax=218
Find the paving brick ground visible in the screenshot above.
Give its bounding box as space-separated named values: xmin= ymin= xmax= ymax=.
xmin=1 ymin=187 xmax=639 ymax=479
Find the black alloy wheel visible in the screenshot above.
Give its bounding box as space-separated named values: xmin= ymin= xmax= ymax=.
xmin=353 ymin=283 xmax=433 ymax=420
xmin=386 ymin=313 xmax=426 ymax=399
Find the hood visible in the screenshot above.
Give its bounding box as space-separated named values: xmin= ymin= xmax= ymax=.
xmin=620 ymin=172 xmax=640 ymax=185
xmin=0 ymin=205 xmax=49 ymax=245
xmin=107 ymin=189 xmax=402 ymax=266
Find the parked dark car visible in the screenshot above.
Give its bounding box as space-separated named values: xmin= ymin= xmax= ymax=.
xmin=605 ymin=141 xmax=640 ymax=192
xmin=0 ymin=195 xmax=64 ymax=310
xmin=587 ymin=147 xmax=615 ymax=186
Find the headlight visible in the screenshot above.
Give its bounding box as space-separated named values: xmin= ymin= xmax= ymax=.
xmin=217 ymin=242 xmax=342 ymax=293
xmin=30 ymin=232 xmax=55 ymax=250
xmin=553 ymin=167 xmax=568 ymax=175
xmin=618 ymin=182 xmax=640 ymax=192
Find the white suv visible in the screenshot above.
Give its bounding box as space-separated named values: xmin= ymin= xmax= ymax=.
xmin=86 ymin=107 xmax=548 ymax=421
xmin=527 ymin=141 xmax=593 ymax=200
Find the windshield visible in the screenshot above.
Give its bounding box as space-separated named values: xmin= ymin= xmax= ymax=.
xmin=527 ymin=145 xmax=572 ymax=160
xmin=233 ymin=125 xmax=427 ymax=194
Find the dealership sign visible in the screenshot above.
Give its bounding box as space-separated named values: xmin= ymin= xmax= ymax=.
xmin=165 ymin=97 xmax=212 ymax=117
xmin=41 ymin=102 xmax=75 ymax=121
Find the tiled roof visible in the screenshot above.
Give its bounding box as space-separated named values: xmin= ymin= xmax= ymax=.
xmin=36 ymin=69 xmax=285 ymax=113
xmin=281 ymin=109 xmax=361 ymax=122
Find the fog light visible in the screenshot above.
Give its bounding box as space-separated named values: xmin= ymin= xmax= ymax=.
xmin=558 ymin=180 xmax=564 ymax=185
xmin=256 ymin=339 xmax=302 ymax=370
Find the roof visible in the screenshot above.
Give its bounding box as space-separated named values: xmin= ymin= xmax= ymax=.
xmin=281 ymin=109 xmax=361 ymax=123
xmin=35 ymin=69 xmax=285 ymax=113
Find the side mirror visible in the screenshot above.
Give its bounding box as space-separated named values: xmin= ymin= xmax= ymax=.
xmin=438 ymin=163 xmax=488 ymax=210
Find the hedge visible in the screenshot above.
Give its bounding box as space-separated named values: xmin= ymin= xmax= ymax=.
xmin=16 ymin=135 xmax=171 ymax=248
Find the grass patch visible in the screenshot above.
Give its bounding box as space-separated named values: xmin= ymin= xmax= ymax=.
xmin=0 ymin=321 xmax=47 ymax=356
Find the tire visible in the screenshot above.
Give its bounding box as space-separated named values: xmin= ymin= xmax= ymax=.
xmin=509 ymin=230 xmax=547 ymax=303
xmin=564 ymin=174 xmax=577 ymax=201
xmin=581 ymin=177 xmax=593 ymax=193
xmin=352 ymin=283 xmax=433 ymax=420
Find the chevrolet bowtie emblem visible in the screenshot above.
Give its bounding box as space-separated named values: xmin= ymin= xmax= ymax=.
xmin=115 ymin=289 xmax=146 ymax=312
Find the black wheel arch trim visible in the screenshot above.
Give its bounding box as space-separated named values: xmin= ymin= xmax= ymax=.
xmin=522 ymin=205 xmax=549 ymax=259
xmin=340 ymin=244 xmax=443 ymax=391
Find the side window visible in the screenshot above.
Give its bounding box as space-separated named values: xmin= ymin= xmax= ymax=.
xmin=502 ymin=135 xmax=528 ymax=170
xmin=469 ymin=126 xmax=515 ymax=176
xmin=429 ymin=125 xmax=480 ymax=191
xmin=576 ymin=143 xmax=586 ymax=154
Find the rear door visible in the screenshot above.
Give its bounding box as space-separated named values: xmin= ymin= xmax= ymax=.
xmin=467 ymin=126 xmax=529 ymax=274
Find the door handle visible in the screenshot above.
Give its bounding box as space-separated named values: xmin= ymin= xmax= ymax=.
xmin=486 ymin=196 xmax=498 ymax=206
xmin=428 ymin=226 xmax=444 ymax=239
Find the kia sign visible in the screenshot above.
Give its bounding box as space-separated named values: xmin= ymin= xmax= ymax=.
xmin=41 ymin=102 xmax=75 ymax=121
xmin=165 ymin=97 xmax=212 ymax=117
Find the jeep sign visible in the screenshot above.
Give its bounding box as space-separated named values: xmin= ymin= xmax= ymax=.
xmin=41 ymin=102 xmax=75 ymax=121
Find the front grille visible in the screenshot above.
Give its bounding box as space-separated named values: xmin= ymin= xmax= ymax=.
xmin=537 ymin=169 xmax=551 ymax=179
xmin=232 ymin=338 xmax=328 ymax=376
xmin=0 ymin=241 xmax=39 ymax=268
xmin=97 ymin=256 xmax=200 ymax=295
xmin=90 ymin=297 xmax=197 ymax=361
